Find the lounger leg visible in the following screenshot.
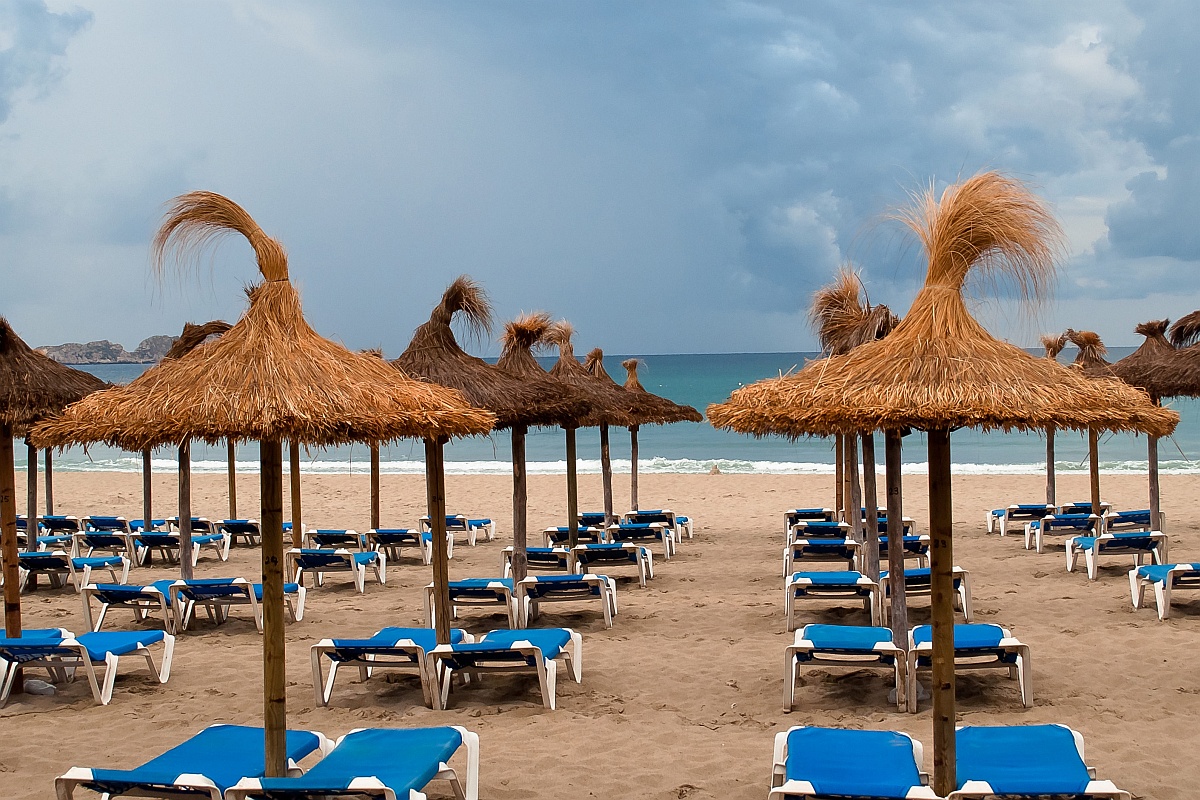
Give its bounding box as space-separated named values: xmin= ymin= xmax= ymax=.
xmin=567 ymin=631 xmax=583 ymax=681
xmin=354 ymin=564 xmax=366 ymax=594
xmin=785 ymin=592 xmax=795 ymax=632
xmin=376 ymin=552 xmax=387 ymax=585
xmin=1157 ymin=582 xmax=1171 ymax=621
xmin=1128 ymin=569 xmax=1143 ymax=608
xmin=1086 ymin=547 xmax=1099 ymax=581
xmin=1017 ymin=645 xmax=1032 ymax=707
xmin=311 ymin=649 xmax=329 ymax=706
xmin=906 ymin=653 xmax=918 ymax=713
xmin=1065 ymin=540 xmax=1077 ymax=573
xmin=783 ymin=651 xmax=797 ymax=711
xmin=539 ymin=658 xmax=557 ymax=710
xmin=960 ymin=576 xmax=974 ymax=623
xmin=895 ymin=658 xmax=907 ymax=712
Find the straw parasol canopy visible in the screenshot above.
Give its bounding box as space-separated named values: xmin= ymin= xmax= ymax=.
xmin=706 ymin=171 xmax=1177 ymax=795
xmin=392 ymin=276 xmax=588 ymax=429
xmin=1111 ymin=320 xmax=1174 ymax=399
xmin=547 ymin=323 xmax=636 ymax=429
xmin=1 ymin=318 xmax=108 ymax=431
xmin=581 ymin=350 xmax=702 ymax=426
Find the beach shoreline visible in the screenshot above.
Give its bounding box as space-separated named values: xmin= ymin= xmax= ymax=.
xmin=2 ymin=471 xmax=1196 ymax=799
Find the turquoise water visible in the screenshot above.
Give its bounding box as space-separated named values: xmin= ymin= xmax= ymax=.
xmin=15 ymin=351 xmax=1199 ymax=475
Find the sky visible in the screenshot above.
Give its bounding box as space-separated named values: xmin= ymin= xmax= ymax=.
xmin=1 ymin=0 xmax=1198 ymax=355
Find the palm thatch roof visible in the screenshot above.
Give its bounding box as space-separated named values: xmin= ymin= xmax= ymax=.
xmin=581 ymin=350 xmax=701 ymax=425
xmin=547 ymin=323 xmax=636 ymax=428
xmin=491 ymin=311 xmax=594 ymax=427
xmin=1 ymin=317 xmax=108 ymax=429
xmin=707 ymin=172 xmax=1178 ymax=439
xmin=1168 ymin=311 xmax=1200 ymax=349
xmin=1136 ymin=313 xmax=1200 ymax=399
xmin=31 ymin=192 xmax=495 ymax=450
xmin=811 ymin=267 xmax=899 ymax=355
xmin=1110 ymin=320 xmax=1173 ymax=399
xmin=392 ymin=277 xmax=590 ymax=429
xmin=1065 ymin=329 xmax=1116 ymax=379
xmin=163 ymin=320 xmax=233 ymax=360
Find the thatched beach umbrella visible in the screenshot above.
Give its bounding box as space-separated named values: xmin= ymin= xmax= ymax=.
xmin=618 ymin=358 xmax=703 ymax=510
xmin=708 ymin=172 xmax=1176 ymax=795
xmin=1112 ymin=320 xmax=1177 ymax=528
xmin=393 ymin=277 xmax=589 ymax=581
xmin=32 ymin=192 xmax=494 ymax=775
xmin=1040 ymin=333 xmax=1067 ymax=505
xmin=1066 ymin=329 xmax=1116 ymax=514
xmin=1 ymin=318 xmax=107 ymax=645
xmin=547 ymin=323 xmax=635 ymax=541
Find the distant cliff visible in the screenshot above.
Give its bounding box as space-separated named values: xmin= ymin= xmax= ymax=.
xmin=37 ymin=335 xmax=176 ymax=364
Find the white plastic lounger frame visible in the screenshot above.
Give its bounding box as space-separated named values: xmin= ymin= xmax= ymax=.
xmin=16 ymin=551 xmax=129 ymax=593
xmin=541 ymin=525 xmax=605 ymax=546
xmin=501 ymin=546 xmax=572 ymax=576
xmin=1129 ymin=562 xmax=1200 ymax=620
xmin=0 ymin=631 xmax=173 ymax=706
xmin=423 ymin=580 xmax=520 ymax=629
xmin=784 ymin=625 xmax=906 ymax=711
xmin=367 ymin=527 xmax=449 ymax=564
xmin=427 ymin=629 xmax=583 ymax=711
xmin=1067 ymin=530 xmax=1168 ymax=580
xmin=783 ymin=538 xmax=860 ymax=576
xmin=569 ymin=543 xmax=653 ymax=587
xmin=285 ymin=548 xmax=386 ymax=593
xmin=622 ymin=508 xmax=694 ymax=542
xmin=81 ymin=582 xmax=175 ymax=633
xmin=309 ymin=630 xmax=473 ymax=709
xmin=517 ymin=574 xmax=617 ymax=628
xmin=605 ymin=522 xmax=674 ymax=559
xmin=784 ymin=572 xmax=881 ymax=630
xmin=166 ymin=578 xmax=306 ymax=633
xmin=419 ymin=514 xmax=495 ymax=546
xmin=987 ymin=503 xmax=1054 ymax=536
xmin=1025 ymin=513 xmax=1100 ymax=554
xmin=907 ymin=625 xmax=1031 ymax=713
xmin=881 ymin=566 xmax=974 ymax=623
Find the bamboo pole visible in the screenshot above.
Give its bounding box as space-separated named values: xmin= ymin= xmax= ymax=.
xmin=511 ymin=425 xmax=528 ymax=583
xmin=834 ymin=434 xmax=844 ymax=519
xmin=566 ymin=428 xmax=579 ymax=548
xmin=370 ymin=443 xmax=381 ymax=531
xmin=1045 ymin=426 xmax=1056 ymax=506
xmin=25 ymin=441 xmax=36 ymax=542
xmin=1088 ymin=427 xmax=1101 ymax=514
xmin=178 ymin=440 xmax=193 ymax=581
xmin=259 ymin=438 xmax=286 ymax=777
xmin=43 ymin=448 xmax=53 ymax=515
xmin=928 ymin=428 xmax=956 ymax=797
xmin=629 ymin=425 xmax=640 ymax=511
xmin=142 ymin=449 xmax=153 ymax=534
xmin=600 ymin=423 xmax=614 ymax=526
xmin=861 ymin=432 xmax=880 ymax=581
xmin=289 ymin=441 xmax=302 ymax=548
xmin=227 ymin=441 xmax=238 ymax=520
xmin=2 ymin=424 xmax=23 ymax=639
xmin=426 ymin=437 xmax=452 ymax=644
xmin=885 ymin=429 xmax=908 ymax=647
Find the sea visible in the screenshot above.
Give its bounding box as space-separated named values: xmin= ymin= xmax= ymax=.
xmin=15 ymin=350 xmax=1199 ymax=476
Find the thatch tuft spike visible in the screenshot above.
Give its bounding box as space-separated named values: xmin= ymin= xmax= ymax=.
xmin=546 ymin=320 xmax=576 ymax=359
xmin=891 ymin=171 xmax=1063 ymax=302
xmin=1168 ymin=311 xmax=1200 ymax=349
xmin=1134 ymin=319 xmax=1170 ymax=340
xmin=1040 ymin=332 xmax=1067 ymax=359
xmin=433 ymin=275 xmax=492 ymax=340
xmin=500 ymin=312 xmax=555 ymax=354
xmin=164 ymin=320 xmax=232 ymax=360
xmin=153 ymin=191 xmax=289 ymax=283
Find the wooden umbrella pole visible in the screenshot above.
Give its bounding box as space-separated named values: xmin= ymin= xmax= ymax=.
xmin=227 ymin=441 xmax=238 ymax=520
xmin=1045 ymin=426 xmax=1056 ymax=506
xmin=426 ymin=437 xmax=452 ymax=644
xmin=885 ymin=429 xmax=908 ymax=647
xmin=600 ymin=423 xmax=614 ymax=526
xmin=142 ymin=449 xmax=153 ymax=534
xmin=44 ymin=448 xmax=53 ymax=515
xmin=1149 ymin=398 xmax=1161 ymax=530
xmin=178 ymin=440 xmax=194 ymax=581
xmin=629 ymin=425 xmax=639 ymax=512
xmin=2 ymin=424 xmax=23 ymax=641
xmin=845 ymin=432 xmax=863 ymax=545
xmin=1088 ymin=427 xmax=1101 ymax=514
xmin=259 ymin=438 xmax=286 ymax=777
xmin=861 ymin=432 xmax=880 ymax=581
xmin=511 ymin=425 xmax=528 ymax=583
xmin=834 ymin=434 xmax=844 ymax=519
xmin=928 ymin=428 xmax=956 ymax=797
xmin=25 ymin=441 xmax=36 ymax=548
xmin=566 ymin=428 xmax=579 ymax=548
xmin=370 ymin=443 xmax=381 ymax=531
xmin=289 ymin=441 xmax=302 ymax=548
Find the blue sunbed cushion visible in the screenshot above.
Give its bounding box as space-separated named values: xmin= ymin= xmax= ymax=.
xmin=783 ymin=727 xmax=923 ymax=797
xmin=250 ymin=583 xmax=301 ymax=600
xmin=1136 ymin=563 xmax=1200 ymax=584
xmin=0 ymin=628 xmax=66 ymax=639
xmin=1075 ymin=533 xmax=1158 ymax=552
xmin=73 ymin=556 xmax=124 ymax=568
xmin=18 ymin=552 xmax=68 ymax=565
xmin=475 ymin=627 xmax=572 ymax=654
xmin=192 ymin=533 xmax=224 ymax=545
xmin=84 ymin=724 xmax=322 ymax=795
xmin=801 ymin=625 xmax=895 ymax=651
xmin=912 ymin=624 xmax=1004 ymax=649
xmin=254 ymin=727 xmax=462 ymax=796
xmin=75 ymin=630 xmax=166 ymax=661
xmin=790 ymin=571 xmax=865 ymax=586
xmin=956 ymin=725 xmax=1091 ymax=794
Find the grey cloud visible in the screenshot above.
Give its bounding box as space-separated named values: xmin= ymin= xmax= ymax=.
xmin=0 ymin=0 xmax=91 ymax=124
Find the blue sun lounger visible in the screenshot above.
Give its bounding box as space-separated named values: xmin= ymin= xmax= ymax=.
xmin=570 ymin=543 xmax=653 ymax=587
xmin=785 ymin=571 xmax=881 ymax=630
xmin=1101 ymin=508 xmax=1161 ymax=534
xmin=367 ymin=527 xmax=445 ymax=564
xmin=16 ymin=550 xmax=128 ymax=593
xmin=908 ymin=623 xmax=1031 ymax=712
xmin=783 ymin=537 xmax=859 ymax=575
xmin=784 ymin=624 xmax=906 ymax=711
xmin=424 ymin=578 xmax=519 ymax=628
xmin=129 ymin=518 xmax=168 ymax=533
xmin=419 ymin=514 xmax=495 ymax=546
xmin=303 ymin=529 xmax=367 ymax=550
xmin=769 ymin=726 xmax=938 ymax=800
xmin=987 ymin=503 xmax=1053 ymax=536
xmin=427 ymin=627 xmax=582 ymax=710
xmin=878 ymin=534 xmax=931 ymax=567
xmin=542 ymin=525 xmax=604 ymax=546
xmin=606 ymin=522 xmax=674 ymax=558
xmin=166 ymin=578 xmax=306 ymax=633
xmin=1026 ymin=512 xmax=1100 ymax=553
xmin=76 ymin=516 xmax=139 ymax=561
xmin=517 ymin=573 xmax=617 ymax=628
xmin=55 ymin=723 xmax=329 ymax=800
xmin=227 ymin=726 xmax=480 ymax=800
xmin=0 ymin=629 xmax=173 ymax=706
xmin=578 ymin=512 xmax=609 ymax=528
xmin=35 ymin=514 xmax=83 ymax=549
xmin=783 ymin=508 xmax=835 ymax=537
xmin=623 ymin=508 xmax=694 ymax=541
xmin=286 ymin=548 xmax=386 ymax=593
xmin=1067 ymin=530 xmax=1168 ymax=580
xmin=1129 ymin=562 xmax=1200 ymax=620
xmin=950 ymin=724 xmax=1130 ymax=799
xmin=1059 ymin=501 xmax=1113 ymax=516
xmin=220 ymin=519 xmax=263 ymax=547
xmin=501 ymin=546 xmax=572 ymax=576
xmin=310 ymin=627 xmax=470 ymax=708
xmin=881 ymin=566 xmax=973 ymax=622
xmin=135 ymin=530 xmax=230 ymax=567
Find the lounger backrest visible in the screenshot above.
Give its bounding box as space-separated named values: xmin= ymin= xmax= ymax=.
xmin=955 ymin=724 xmax=1091 ymax=794
xmin=783 ymin=727 xmax=923 ymax=796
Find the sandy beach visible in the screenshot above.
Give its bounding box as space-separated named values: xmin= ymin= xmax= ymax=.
xmin=2 ymin=469 xmax=1197 ymax=799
